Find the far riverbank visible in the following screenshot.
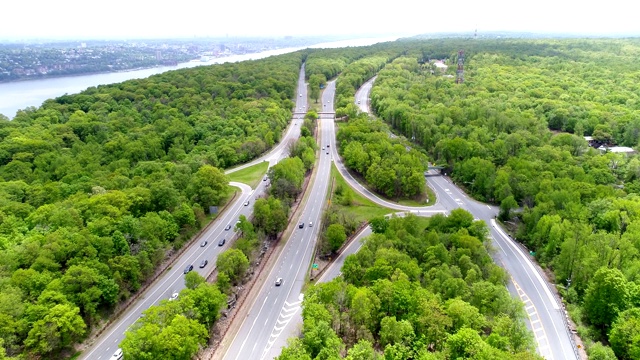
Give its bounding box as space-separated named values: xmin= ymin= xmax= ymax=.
xmin=0 ymin=36 xmax=399 ymax=119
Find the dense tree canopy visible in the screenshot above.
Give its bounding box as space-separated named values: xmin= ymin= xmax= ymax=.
xmin=0 ymin=51 xmax=304 ymax=357
xmin=367 ymin=37 xmax=640 ymax=355
xmin=278 ymin=213 xmax=538 ymax=359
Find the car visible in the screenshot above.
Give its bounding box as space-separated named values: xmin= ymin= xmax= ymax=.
xmin=326 ymin=144 xmax=330 ymax=147
xmin=169 ymin=292 xmax=179 ymax=301
xmin=244 ymin=200 xmax=250 ymax=206
xmin=322 ymin=147 xmax=325 ymax=150
xmin=184 ymin=264 xmax=193 ymax=274
xmin=326 ymin=152 xmax=329 ymax=155
xmin=357 ymin=100 xmax=361 ymax=104
xmin=299 ymin=93 xmax=302 ymax=97
xmin=199 ymin=259 xmax=208 ymax=268
xmin=309 ymin=221 xmax=313 ymax=227
xmin=263 ymin=176 xmax=268 ymax=181
xmin=200 ymin=240 xmax=208 ymax=247
xmin=298 ymin=222 xmax=304 ymax=228
xmin=112 ymin=348 xmax=124 ymax=360
xmin=275 ymin=278 xmax=283 ymax=286
xmin=218 ymin=238 xmax=226 ymax=246
xmin=225 ymin=224 xmax=232 ymax=231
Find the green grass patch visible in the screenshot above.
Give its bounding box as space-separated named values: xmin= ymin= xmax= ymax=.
xmin=227 ymin=161 xmax=269 ymax=188
xmin=329 ymin=163 xmax=395 ymax=223
xmin=396 ymin=185 xmax=436 ymax=207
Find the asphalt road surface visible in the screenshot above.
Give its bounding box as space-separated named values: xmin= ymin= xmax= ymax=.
xmin=80 ymin=65 xmax=308 ymax=360
xmin=267 ymin=75 xmax=578 ymax=360
xmin=352 ymin=77 xmax=578 ymax=360
xmin=221 ymin=81 xmax=337 ymax=360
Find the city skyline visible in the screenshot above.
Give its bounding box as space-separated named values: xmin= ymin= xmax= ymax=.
xmin=2 ymin=0 xmax=639 ymax=41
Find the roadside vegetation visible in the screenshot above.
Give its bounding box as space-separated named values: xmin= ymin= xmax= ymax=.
xmin=279 ymin=212 xmax=540 ymax=360
xmin=0 ymin=51 xmax=303 ymax=357
xmin=370 ymin=38 xmax=640 ymax=357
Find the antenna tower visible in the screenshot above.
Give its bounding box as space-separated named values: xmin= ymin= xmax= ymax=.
xmin=456 ymin=50 xmax=464 ymax=84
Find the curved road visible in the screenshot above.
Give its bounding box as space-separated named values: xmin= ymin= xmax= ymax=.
xmin=264 ymin=75 xmax=578 ymax=360
xmin=350 ymin=76 xmax=578 ymax=360
xmin=80 ymin=65 xmax=309 ymax=360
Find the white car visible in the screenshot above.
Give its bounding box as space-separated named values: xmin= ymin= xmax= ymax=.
xmin=299 ymin=93 xmax=302 ymax=97
xmin=275 ymin=278 xmax=283 ymax=286
xmin=309 ymin=221 xmax=313 ymax=227
xmin=112 ymin=348 xmax=123 ymax=360
xmin=169 ymin=292 xmax=179 ymax=301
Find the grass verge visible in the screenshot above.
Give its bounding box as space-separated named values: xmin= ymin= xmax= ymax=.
xmin=227 ymin=161 xmax=269 ymax=189
xmin=329 ymin=163 xmax=395 ymax=223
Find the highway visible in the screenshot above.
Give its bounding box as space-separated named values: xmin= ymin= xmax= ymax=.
xmin=266 ymin=75 xmax=577 ymax=360
xmin=350 ymin=76 xmax=578 ymax=360
xmin=221 ymin=81 xmax=337 ymax=360
xmin=80 ymin=64 xmax=308 ymax=360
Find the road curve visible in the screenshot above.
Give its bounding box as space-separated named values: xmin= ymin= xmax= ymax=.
xmin=79 ymin=64 xmax=309 ymax=360
xmin=267 ymin=74 xmax=579 ymax=360
xmin=348 ymin=75 xmax=579 ymax=360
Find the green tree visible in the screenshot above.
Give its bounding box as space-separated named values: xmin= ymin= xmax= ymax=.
xmin=446 ymin=327 xmax=486 ymax=360
xmin=345 ymin=340 xmax=379 ymax=360
xmin=583 ymin=267 xmax=630 ymax=330
xmin=216 ymin=249 xmax=249 ymax=285
xmin=609 ymin=307 xmax=640 ymax=359
xmin=277 ymin=338 xmax=312 ymax=360
xmin=184 ymin=271 xmax=205 ymax=290
xmin=189 ymin=165 xmax=229 ymax=210
xmin=445 ymin=298 xmax=485 ymax=333
xmin=326 ymin=223 xmax=347 ymax=252
xmin=253 ymin=196 xmax=288 ymax=238
xmin=379 ymin=316 xmax=414 ymax=347
xmin=588 ymin=342 xmax=618 ymax=360
xmin=302 ymin=320 xmax=343 ymax=359
xmin=499 ymin=195 xmax=518 ymax=221
xmin=24 ymin=303 xmax=86 ymax=356
xmin=155 ymin=315 xmax=208 ymax=359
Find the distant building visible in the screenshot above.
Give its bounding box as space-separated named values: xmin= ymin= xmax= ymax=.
xmin=598 ymin=145 xmax=636 ymax=154
xmin=433 ymin=60 xmax=448 ymax=71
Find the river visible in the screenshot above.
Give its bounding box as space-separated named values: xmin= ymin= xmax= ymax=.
xmin=0 ymin=36 xmax=399 ymax=119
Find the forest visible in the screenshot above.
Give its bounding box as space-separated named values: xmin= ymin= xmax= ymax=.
xmin=2 ymin=36 xmax=640 ymax=359
xmin=367 ymin=38 xmax=640 ymax=359
xmin=278 ymin=212 xmax=540 ymax=360
xmin=0 ymin=51 xmax=304 ymax=358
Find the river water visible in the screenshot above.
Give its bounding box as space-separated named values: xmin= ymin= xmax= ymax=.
xmin=0 ymin=36 xmax=398 ymax=119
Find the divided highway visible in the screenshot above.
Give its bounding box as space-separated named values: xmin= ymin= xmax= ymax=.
xmin=80 ymin=65 xmax=308 ymax=360
xmin=221 ymin=80 xmax=337 ymax=360
xmin=258 ymin=75 xmax=578 ymax=360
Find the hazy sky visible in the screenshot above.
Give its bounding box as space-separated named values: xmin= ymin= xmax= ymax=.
xmin=2 ymin=0 xmax=638 ymax=40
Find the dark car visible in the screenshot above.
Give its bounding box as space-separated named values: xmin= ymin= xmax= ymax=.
xmin=184 ymin=264 xmax=193 ymax=274
xmin=200 ymin=240 xmax=207 ymax=247
xmin=225 ymin=224 xmax=232 ymax=231
xmin=199 ymin=259 xmax=208 ymax=268
xmin=263 ymin=176 xmax=268 ymax=181
xmin=298 ymin=222 xmax=304 ymax=229
xmin=218 ymin=238 xmax=226 ymax=246
xmin=326 ymin=152 xmax=329 ymax=155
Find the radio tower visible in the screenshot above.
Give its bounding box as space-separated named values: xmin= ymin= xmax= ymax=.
xmin=456 ymin=50 xmax=464 ymax=84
